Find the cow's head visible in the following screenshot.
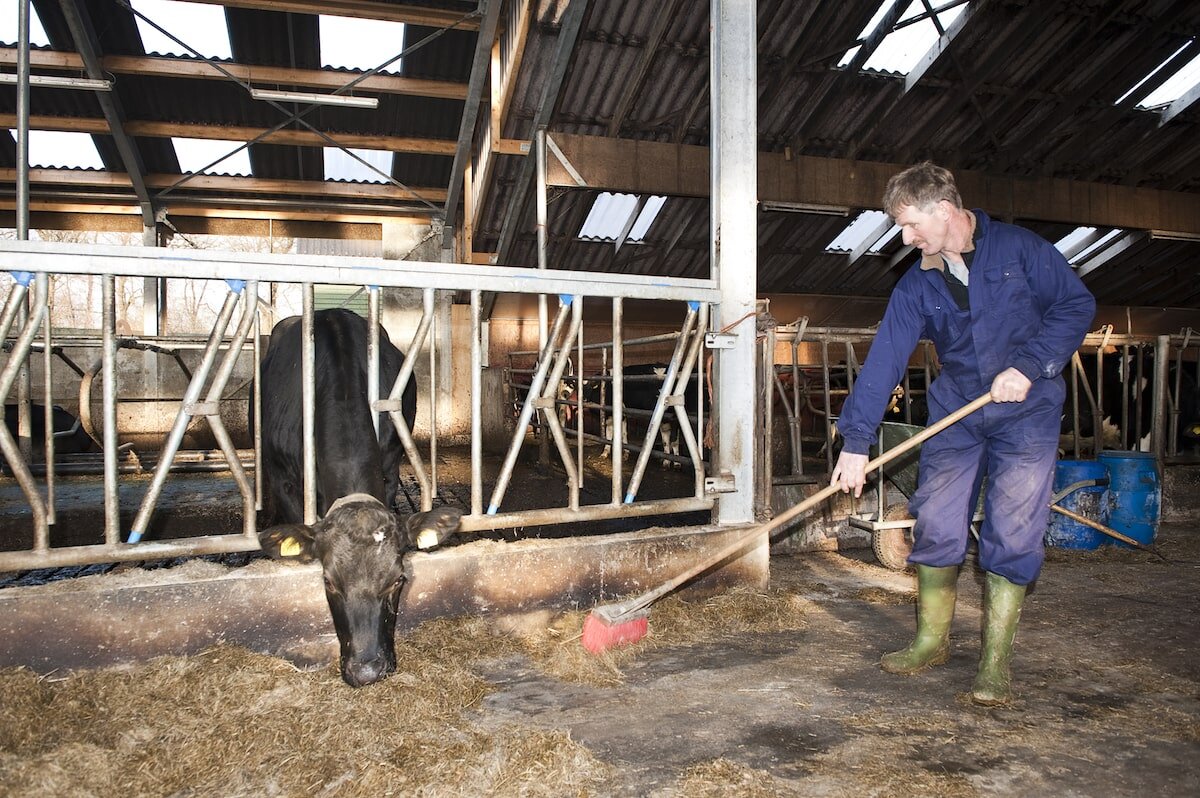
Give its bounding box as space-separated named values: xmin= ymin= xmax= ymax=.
xmin=259 ymin=494 xmax=463 ymax=687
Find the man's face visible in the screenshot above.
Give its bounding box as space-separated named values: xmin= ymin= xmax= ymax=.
xmin=894 ymin=201 xmax=951 ymax=256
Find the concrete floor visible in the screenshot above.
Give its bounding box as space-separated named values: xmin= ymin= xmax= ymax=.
xmin=475 ymin=526 xmax=1200 ymax=796
xmin=2 ymin=448 xmax=1198 ymax=795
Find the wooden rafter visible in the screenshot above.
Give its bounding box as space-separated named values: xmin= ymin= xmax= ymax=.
xmin=0 ymin=48 xmax=468 ymax=100
xmin=184 ymin=0 xmax=482 ymax=29
xmin=0 ymin=114 xmax=456 ymax=156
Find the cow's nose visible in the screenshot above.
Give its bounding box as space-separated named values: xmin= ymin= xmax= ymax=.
xmin=343 ymin=657 xmax=391 ymax=688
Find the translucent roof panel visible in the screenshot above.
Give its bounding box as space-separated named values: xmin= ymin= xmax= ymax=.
xmin=324 ymin=147 xmax=394 ymax=183
xmin=1055 ymin=226 xmax=1126 ymax=265
xmin=1118 ymin=40 xmax=1200 ymax=109
xmin=0 ymin=4 xmax=50 ymax=46
xmin=578 ymin=193 xmax=666 ymax=242
xmin=840 ymin=1 xmax=969 ymax=74
xmin=132 ymin=0 xmax=232 ymax=60
xmin=825 ymin=210 xmax=891 ymax=252
xmin=320 ymin=15 xmax=406 ymax=74
xmin=173 ymin=138 xmax=252 ymax=176
xmin=24 ymin=130 xmax=104 ymax=169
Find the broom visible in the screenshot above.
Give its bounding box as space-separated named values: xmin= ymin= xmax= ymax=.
xmin=581 ymin=392 xmax=995 ymax=655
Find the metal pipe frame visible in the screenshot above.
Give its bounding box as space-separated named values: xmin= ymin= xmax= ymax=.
xmin=188 ymin=281 xmax=260 ymax=539
xmin=0 ymin=274 xmax=50 ymax=545
xmin=2 ymin=252 xmax=724 ymax=572
xmin=487 ymin=296 xmax=580 ymax=514
xmin=470 ymin=290 xmax=483 ymax=517
xmin=0 ymin=241 xmax=720 ymax=305
xmin=127 ymin=283 xmax=248 ymax=542
xmin=625 ymin=304 xmax=700 ymax=503
xmin=380 ymin=288 xmax=435 ymax=513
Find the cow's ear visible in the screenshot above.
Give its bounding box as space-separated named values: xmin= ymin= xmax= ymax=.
xmin=259 ymin=523 xmax=318 ymax=562
xmin=405 ymin=506 xmax=465 ymax=550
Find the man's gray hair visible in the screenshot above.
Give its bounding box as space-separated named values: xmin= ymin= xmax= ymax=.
xmin=882 ymin=161 xmax=963 ymax=218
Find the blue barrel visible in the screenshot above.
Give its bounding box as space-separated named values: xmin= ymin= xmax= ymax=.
xmin=1097 ymin=450 xmax=1160 ymax=547
xmin=1045 ymin=460 xmax=1110 ymax=549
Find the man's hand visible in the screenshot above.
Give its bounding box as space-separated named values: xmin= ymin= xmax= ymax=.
xmin=990 ymin=367 xmax=1032 ymax=403
xmin=831 ymin=450 xmax=870 ymax=497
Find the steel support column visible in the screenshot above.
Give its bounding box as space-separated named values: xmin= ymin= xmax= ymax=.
xmin=711 ymin=0 xmax=757 ymax=525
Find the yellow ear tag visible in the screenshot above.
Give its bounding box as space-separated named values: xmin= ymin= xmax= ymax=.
xmin=416 ymin=528 xmax=439 ymax=550
xmin=279 ymin=537 xmax=302 ymax=557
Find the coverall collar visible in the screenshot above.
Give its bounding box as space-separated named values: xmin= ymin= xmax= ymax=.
xmin=919 ymin=208 xmax=978 ymax=273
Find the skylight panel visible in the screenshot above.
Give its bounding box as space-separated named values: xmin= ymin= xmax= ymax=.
xmin=1121 ymin=41 xmax=1200 ymax=109
xmin=324 ymin=147 xmax=393 ymax=183
xmin=0 ymin=4 xmax=50 ymax=46
xmin=578 ymin=193 xmax=666 ymax=242
xmin=320 ymin=15 xmax=406 ymax=74
xmin=825 ymin=210 xmax=891 ymax=253
xmin=132 ymin=0 xmax=232 ymax=60
xmin=1056 ymin=227 xmax=1125 ymax=265
xmin=173 ymin=138 xmax=252 ymax=176
xmin=1069 ymin=229 xmax=1125 ymax=265
xmin=24 ymin=130 xmax=104 ymax=169
xmin=839 ymin=1 xmax=969 ymax=74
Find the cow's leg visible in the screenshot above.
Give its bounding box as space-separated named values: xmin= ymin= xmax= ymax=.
xmin=658 ymin=423 xmax=674 ymax=468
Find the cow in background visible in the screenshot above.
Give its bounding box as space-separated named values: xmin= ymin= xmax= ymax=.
xmin=253 ymin=308 xmax=462 ymax=687
xmin=1061 ymin=348 xmax=1200 ymax=456
xmin=4 ymin=403 xmax=97 ymax=456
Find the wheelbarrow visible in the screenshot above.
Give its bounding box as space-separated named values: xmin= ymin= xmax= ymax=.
xmin=848 ymin=421 xmax=985 ymax=571
xmin=851 ymin=423 xmax=1149 ymax=570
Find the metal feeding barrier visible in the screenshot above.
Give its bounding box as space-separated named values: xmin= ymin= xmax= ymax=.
xmin=0 ymin=241 xmax=723 ymax=573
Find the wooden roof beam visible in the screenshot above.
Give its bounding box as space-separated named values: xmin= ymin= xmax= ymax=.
xmin=0 ymin=48 xmax=467 ymax=101
xmin=542 ymin=133 xmax=1200 ymax=236
xmin=184 ymin=0 xmax=482 ymax=30
xmin=0 ymin=114 xmax=456 ymax=156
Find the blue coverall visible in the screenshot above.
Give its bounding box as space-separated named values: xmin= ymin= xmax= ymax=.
xmin=837 ymin=210 xmax=1096 ymax=584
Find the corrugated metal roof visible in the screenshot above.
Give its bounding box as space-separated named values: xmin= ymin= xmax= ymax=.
xmin=2 ymin=0 xmax=1199 ymax=308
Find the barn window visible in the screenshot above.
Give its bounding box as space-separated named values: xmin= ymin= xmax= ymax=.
xmin=578 ymin=193 xmax=666 ymax=243
xmin=839 ymin=0 xmax=970 ymax=75
xmin=320 ymin=14 xmax=406 ymax=74
xmin=131 ymin=0 xmax=232 ymax=60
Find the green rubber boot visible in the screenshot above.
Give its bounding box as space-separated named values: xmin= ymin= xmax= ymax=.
xmin=971 ymin=572 xmax=1027 ymax=706
xmin=881 ymin=564 xmax=959 ymax=675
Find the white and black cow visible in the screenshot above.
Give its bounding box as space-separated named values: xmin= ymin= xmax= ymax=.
xmin=254 ymin=308 xmax=462 ymax=687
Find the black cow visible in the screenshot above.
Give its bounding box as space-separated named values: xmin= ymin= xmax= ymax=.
xmin=253 ymin=308 xmax=462 ymax=687
xmin=4 ymin=403 xmax=97 ymax=455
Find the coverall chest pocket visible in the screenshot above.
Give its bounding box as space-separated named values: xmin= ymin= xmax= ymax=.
xmin=982 ymin=263 xmax=1033 ymax=319
xmin=919 ymin=290 xmax=964 ymax=342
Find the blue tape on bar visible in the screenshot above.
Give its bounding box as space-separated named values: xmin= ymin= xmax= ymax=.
xmin=688 ymin=300 xmax=700 ymax=311
xmin=487 ymin=504 xmax=499 ymax=516
xmin=225 ymin=279 xmax=246 ymax=293
xmin=559 ymin=294 xmax=574 ymax=306
xmin=126 ymin=529 xmax=143 ymax=544
xmin=10 ymin=271 xmax=34 ymax=287
xmin=624 ymin=492 xmax=635 ymax=504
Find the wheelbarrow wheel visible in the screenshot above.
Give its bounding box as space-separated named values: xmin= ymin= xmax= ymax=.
xmin=873 ymin=503 xmax=914 ymax=571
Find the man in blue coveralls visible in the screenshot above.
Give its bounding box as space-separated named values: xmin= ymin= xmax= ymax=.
xmin=831 ymin=162 xmax=1096 ymax=705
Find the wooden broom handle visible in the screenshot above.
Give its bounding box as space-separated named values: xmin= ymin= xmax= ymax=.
xmin=617 ymin=393 xmax=995 ymax=617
